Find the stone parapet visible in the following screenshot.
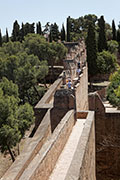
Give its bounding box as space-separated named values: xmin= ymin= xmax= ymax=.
xmin=19 ymin=110 xmax=75 ymax=180
xmin=65 ymin=111 xmax=95 ymax=180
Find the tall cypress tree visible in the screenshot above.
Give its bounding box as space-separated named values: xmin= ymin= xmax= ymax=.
xmin=117 ymin=29 xmax=120 ymax=42
xmin=29 ymin=23 xmax=35 ymax=33
xmin=49 ymin=30 xmax=52 ymax=42
xmin=0 ymin=29 xmax=2 ymax=47
xmin=112 ymin=20 xmax=117 ymax=40
xmin=61 ymin=23 xmax=65 ymax=41
xmin=36 ymin=21 xmax=42 ymax=35
xmin=67 ymin=16 xmax=71 ymax=42
xmin=98 ymin=16 xmax=107 ymax=52
xmin=12 ymin=20 xmax=20 ymax=41
xmin=6 ymin=28 xmax=9 ymax=43
xmin=50 ymin=23 xmax=59 ymax=42
xmin=19 ymin=23 xmax=25 ymax=42
xmin=117 ymin=29 xmax=120 ymax=53
xmin=86 ymin=23 xmax=98 ymax=79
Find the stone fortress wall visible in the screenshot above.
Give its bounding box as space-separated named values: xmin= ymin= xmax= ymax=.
xmin=89 ymin=91 xmax=120 ymax=180
xmin=1 ymin=40 xmax=96 ymax=180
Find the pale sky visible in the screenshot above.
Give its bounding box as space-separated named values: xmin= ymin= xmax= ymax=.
xmin=1 ymin=0 xmax=120 ymax=35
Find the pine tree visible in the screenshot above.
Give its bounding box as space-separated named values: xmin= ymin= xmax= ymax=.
xmin=6 ymin=28 xmax=9 ymax=43
xmin=98 ymin=16 xmax=107 ymax=52
xmin=12 ymin=20 xmax=20 ymax=41
xmin=0 ymin=29 xmax=2 ymax=47
xmin=36 ymin=21 xmax=42 ymax=35
xmin=86 ymin=23 xmax=98 ymax=78
xmin=67 ymin=16 xmax=71 ymax=42
xmin=112 ymin=20 xmax=116 ymax=40
xmin=61 ymin=24 xmax=65 ymax=41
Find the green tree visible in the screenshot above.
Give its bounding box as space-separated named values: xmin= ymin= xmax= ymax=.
xmin=0 ymin=77 xmax=34 ymax=161
xmin=50 ymin=23 xmax=59 ymax=42
xmin=23 ymin=33 xmax=47 ymax=60
xmin=107 ymin=69 xmax=120 ymax=107
xmin=77 ymin=14 xmax=98 ymax=33
xmin=67 ymin=16 xmax=71 ymax=42
xmin=47 ymin=42 xmax=67 ymax=81
xmin=14 ymin=53 xmax=48 ymax=104
xmin=0 ymin=41 xmax=23 ymax=56
xmin=86 ymin=23 xmax=97 ymax=80
xmin=49 ymin=30 xmax=52 ymax=42
xmin=117 ymin=29 xmax=120 ymax=42
xmin=97 ymin=50 xmax=117 ymax=74
xmin=107 ymin=40 xmax=119 ymax=54
xmin=16 ymin=103 xmax=34 ymax=138
xmin=98 ymin=16 xmax=107 ymax=52
xmin=19 ymin=23 xmax=25 ymax=42
xmin=112 ymin=20 xmax=117 ymax=40
xmin=61 ymin=24 xmax=65 ymax=41
xmin=106 ymin=29 xmax=113 ymax=41
xmin=0 ymin=29 xmax=2 ymax=47
xmin=12 ymin=20 xmax=20 ymax=41
xmin=23 ymin=23 xmax=35 ymax=36
xmin=6 ymin=28 xmax=9 ymax=43
xmin=117 ymin=29 xmax=120 ymax=53
xmin=36 ymin=21 xmax=42 ymax=35
xmin=68 ymin=14 xmax=98 ymax=41
xmin=0 ymin=38 xmax=48 ymax=105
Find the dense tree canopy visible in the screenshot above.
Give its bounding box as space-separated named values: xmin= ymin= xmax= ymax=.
xmin=0 ymin=36 xmax=49 ymax=105
xmin=97 ymin=50 xmax=117 ymax=74
xmin=107 ymin=69 xmax=120 ymax=107
xmin=107 ymin=40 xmax=119 ymax=55
xmin=0 ymin=77 xmax=34 ymax=161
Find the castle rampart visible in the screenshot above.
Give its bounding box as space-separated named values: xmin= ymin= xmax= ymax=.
xmin=1 ymin=40 xmax=96 ymax=180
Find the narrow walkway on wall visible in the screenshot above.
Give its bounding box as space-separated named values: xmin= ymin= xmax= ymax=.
xmin=49 ymin=119 xmax=86 ymax=180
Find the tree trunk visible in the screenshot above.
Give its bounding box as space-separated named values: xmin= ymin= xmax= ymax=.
xmin=7 ymin=145 xmax=15 ymax=162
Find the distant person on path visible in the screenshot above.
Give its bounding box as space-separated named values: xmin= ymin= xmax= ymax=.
xmin=62 ymin=71 xmax=66 ymax=85
xmin=67 ymin=79 xmax=72 ymax=89
xmin=76 ymin=62 xmax=81 ymax=78
xmin=76 ymin=68 xmax=81 ymax=76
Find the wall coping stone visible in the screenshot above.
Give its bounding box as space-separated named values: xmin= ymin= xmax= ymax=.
xmin=65 ymin=111 xmax=95 ymax=180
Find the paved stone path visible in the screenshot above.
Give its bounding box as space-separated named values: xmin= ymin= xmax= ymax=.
xmin=49 ymin=119 xmax=85 ymax=180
